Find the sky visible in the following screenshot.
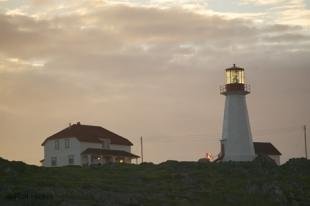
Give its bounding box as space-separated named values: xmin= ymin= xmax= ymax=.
xmin=0 ymin=0 xmax=309 ymax=165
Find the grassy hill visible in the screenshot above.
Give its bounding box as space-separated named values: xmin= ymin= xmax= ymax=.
xmin=0 ymin=156 xmax=309 ymax=206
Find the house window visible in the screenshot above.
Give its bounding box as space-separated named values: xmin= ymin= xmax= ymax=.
xmin=65 ymin=139 xmax=70 ymax=148
xmin=54 ymin=140 xmax=59 ymax=150
xmin=99 ymin=138 xmax=110 ymax=149
xmin=51 ymin=157 xmax=57 ymax=166
xmin=68 ymin=155 xmax=74 ymax=165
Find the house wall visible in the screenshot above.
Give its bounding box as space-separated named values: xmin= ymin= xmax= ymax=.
xmin=43 ymin=138 xmax=132 ymax=167
xmin=269 ymin=155 xmax=280 ymax=165
xmin=80 ymin=142 xmax=102 ymax=152
xmin=110 ymin=144 xmax=131 ymax=153
xmin=43 ymin=137 xmax=81 ymax=167
xmin=79 ymin=141 xmax=129 ymax=152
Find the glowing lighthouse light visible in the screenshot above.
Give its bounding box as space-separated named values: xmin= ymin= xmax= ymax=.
xmin=225 ymin=66 xmax=244 ymax=84
xmin=219 ymin=64 xmax=255 ymax=162
xmin=205 ymin=152 xmax=213 ymax=161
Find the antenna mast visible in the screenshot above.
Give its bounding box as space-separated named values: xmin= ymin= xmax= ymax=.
xmin=304 ymin=125 xmax=308 ymax=159
xmin=140 ymin=136 xmax=144 ymax=163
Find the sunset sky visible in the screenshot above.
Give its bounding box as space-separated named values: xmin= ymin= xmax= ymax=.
xmin=0 ymin=0 xmax=309 ymax=165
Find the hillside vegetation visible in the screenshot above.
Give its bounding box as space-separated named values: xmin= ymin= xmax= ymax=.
xmin=0 ymin=156 xmax=309 ymax=206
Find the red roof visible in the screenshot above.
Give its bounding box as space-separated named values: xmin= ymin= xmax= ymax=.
xmin=41 ymin=123 xmax=133 ymax=146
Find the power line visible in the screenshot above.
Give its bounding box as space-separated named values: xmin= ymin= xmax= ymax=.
xmin=137 ymin=124 xmax=308 ymax=146
xmin=253 ymin=125 xmax=301 ymax=136
xmin=144 ymin=126 xmax=302 ymax=140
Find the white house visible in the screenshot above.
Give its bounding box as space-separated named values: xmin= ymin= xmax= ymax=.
xmin=41 ymin=122 xmax=139 ymax=167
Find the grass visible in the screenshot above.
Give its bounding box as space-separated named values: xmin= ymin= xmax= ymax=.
xmin=0 ymin=157 xmax=309 ymax=205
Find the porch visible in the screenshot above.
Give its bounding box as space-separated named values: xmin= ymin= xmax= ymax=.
xmin=81 ymin=148 xmax=139 ymax=166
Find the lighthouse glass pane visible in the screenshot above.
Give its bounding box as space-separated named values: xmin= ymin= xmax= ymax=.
xmin=226 ymin=70 xmax=245 ymax=84
xmin=226 ymin=70 xmax=231 ymax=84
xmin=231 ymin=70 xmax=239 ymax=83
xmin=240 ymin=70 xmax=244 ymax=84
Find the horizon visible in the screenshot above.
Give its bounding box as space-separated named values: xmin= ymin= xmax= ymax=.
xmin=0 ymin=0 xmax=309 ymax=165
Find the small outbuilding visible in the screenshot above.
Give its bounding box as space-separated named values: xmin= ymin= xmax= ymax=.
xmin=215 ymin=141 xmax=281 ymax=165
xmin=253 ymin=142 xmax=281 ymax=165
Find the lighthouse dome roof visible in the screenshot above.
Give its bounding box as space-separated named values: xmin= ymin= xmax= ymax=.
xmin=226 ymin=64 xmax=244 ymax=71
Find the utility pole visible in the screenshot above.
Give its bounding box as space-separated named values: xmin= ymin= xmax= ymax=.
xmin=304 ymin=125 xmax=308 ymax=159
xmin=140 ymin=136 xmax=144 ymax=163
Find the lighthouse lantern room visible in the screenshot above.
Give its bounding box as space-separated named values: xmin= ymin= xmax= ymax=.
xmin=219 ymin=64 xmax=255 ymax=162
xmin=226 ymin=65 xmax=244 ymax=84
xmin=220 ymin=64 xmax=250 ymax=95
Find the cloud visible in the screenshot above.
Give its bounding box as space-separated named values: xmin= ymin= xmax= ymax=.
xmin=0 ymin=56 xmax=45 ymax=73
xmin=0 ymin=5 xmax=303 ymax=59
xmin=240 ymin=0 xmax=287 ymax=5
xmin=0 ymin=4 xmax=309 ymax=107
xmin=0 ymin=3 xmax=309 ymax=164
xmin=239 ymin=0 xmax=310 ymax=26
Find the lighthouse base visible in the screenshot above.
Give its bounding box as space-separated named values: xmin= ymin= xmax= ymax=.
xmin=222 ymin=154 xmax=255 ymax=162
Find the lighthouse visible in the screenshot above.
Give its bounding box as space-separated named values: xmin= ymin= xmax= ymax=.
xmin=219 ymin=64 xmax=255 ymax=161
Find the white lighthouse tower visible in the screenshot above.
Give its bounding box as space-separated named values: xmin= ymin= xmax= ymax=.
xmin=219 ymin=64 xmax=255 ymax=161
